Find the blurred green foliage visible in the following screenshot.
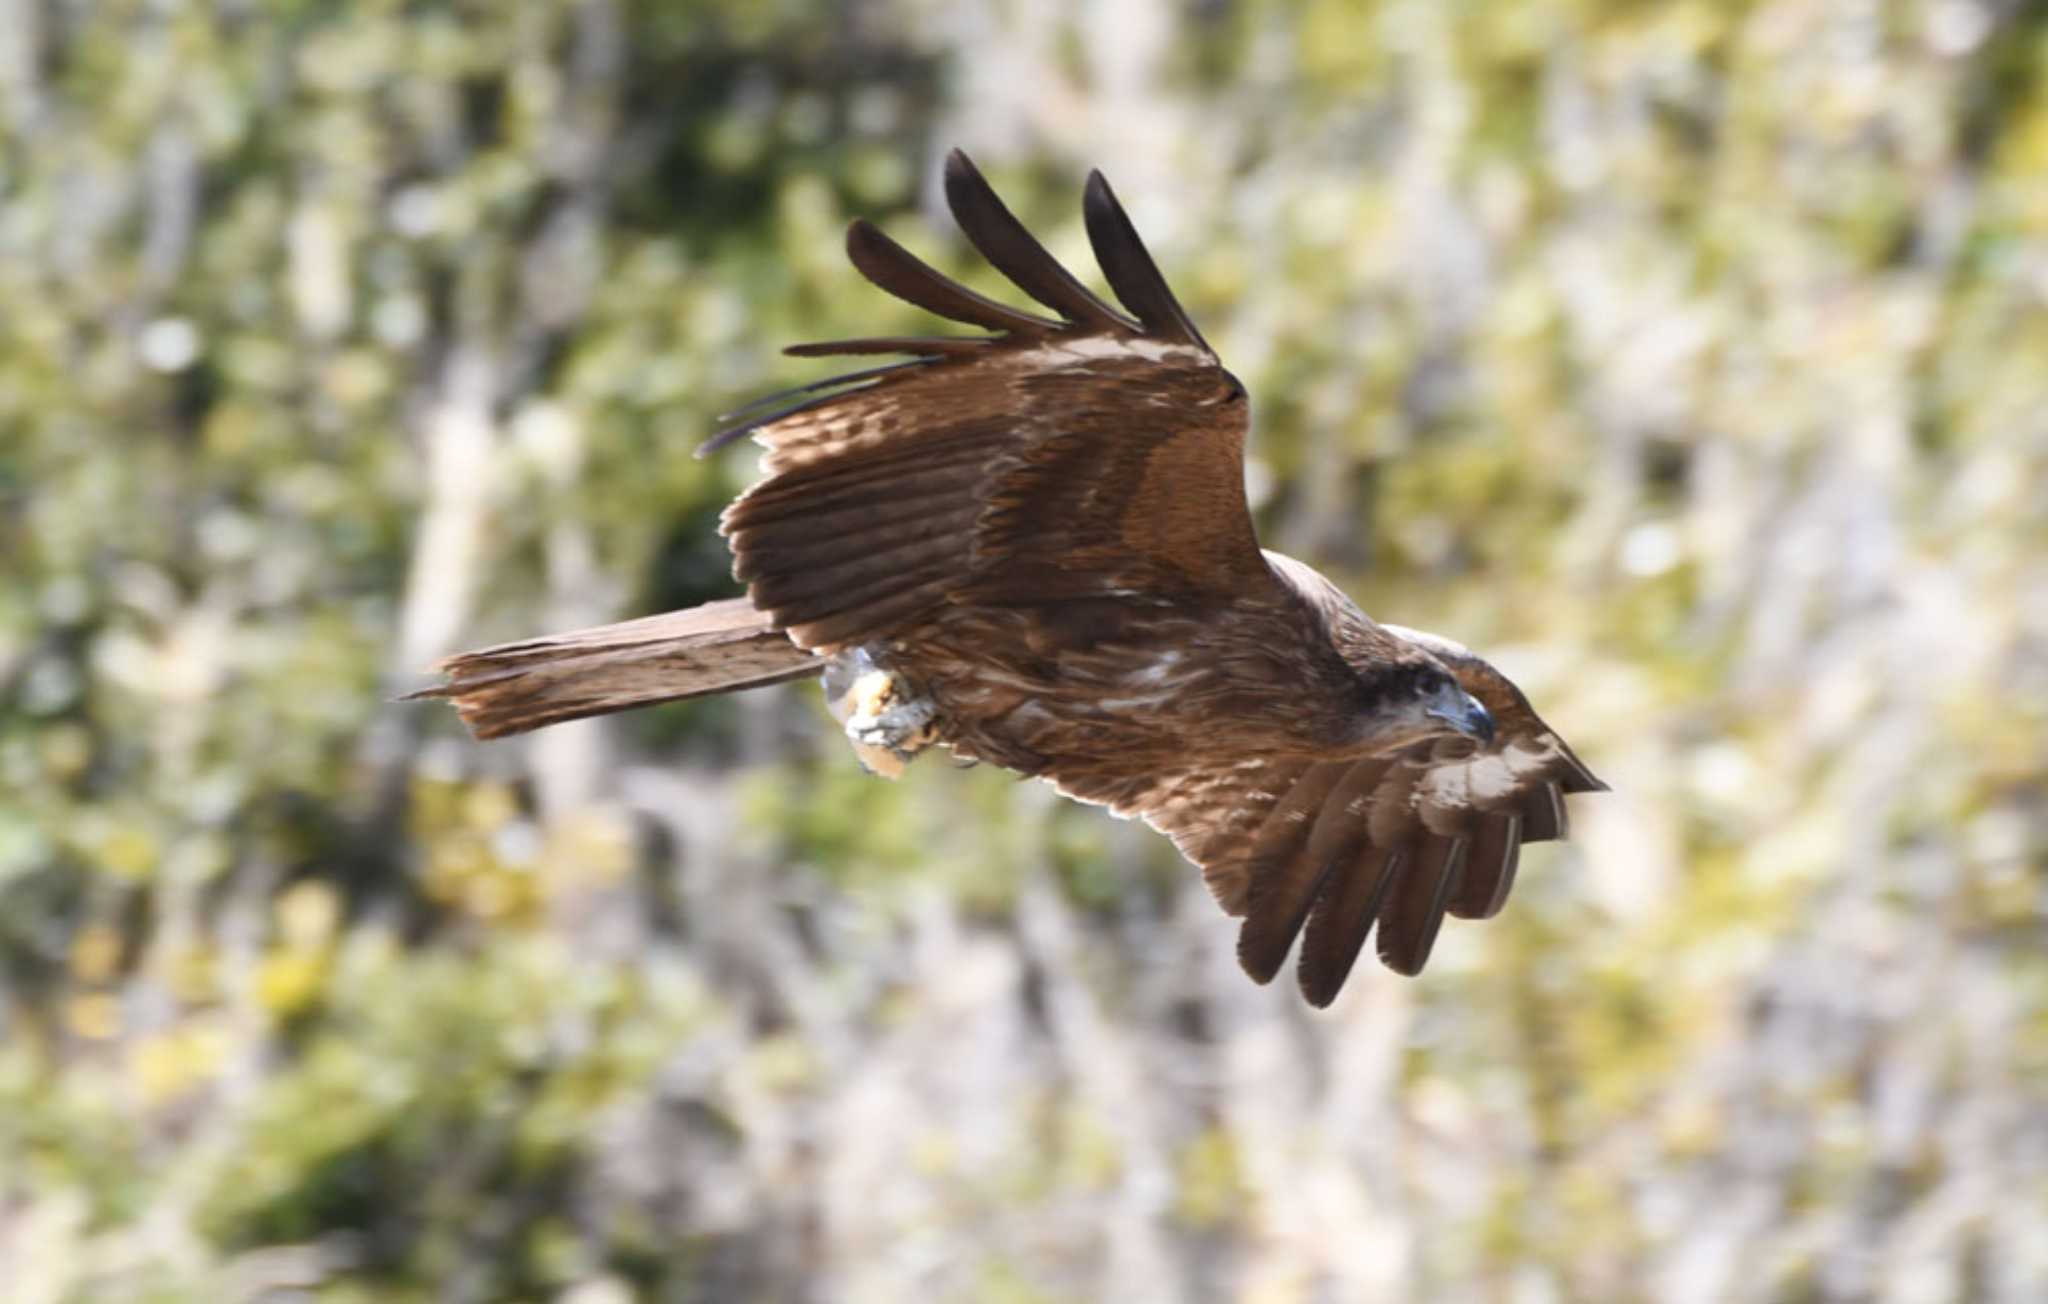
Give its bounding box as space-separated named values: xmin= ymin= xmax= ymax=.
xmin=3 ymin=0 xmax=2046 ymax=1300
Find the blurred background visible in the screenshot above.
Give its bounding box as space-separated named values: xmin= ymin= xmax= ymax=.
xmin=3 ymin=0 xmax=2045 ymax=1300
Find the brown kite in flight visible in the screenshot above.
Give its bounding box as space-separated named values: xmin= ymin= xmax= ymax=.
xmin=414 ymin=150 xmax=1604 ymax=1006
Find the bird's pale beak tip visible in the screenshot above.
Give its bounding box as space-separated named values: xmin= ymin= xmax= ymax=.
xmin=1428 ymin=687 xmax=1495 ymax=746
xmin=1465 ymin=694 xmax=1496 ymax=745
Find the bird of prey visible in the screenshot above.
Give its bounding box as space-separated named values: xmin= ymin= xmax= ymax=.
xmin=413 ymin=149 xmax=1604 ymax=1006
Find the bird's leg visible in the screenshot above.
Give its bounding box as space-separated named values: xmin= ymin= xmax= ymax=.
xmin=822 ymin=646 xmax=940 ymax=779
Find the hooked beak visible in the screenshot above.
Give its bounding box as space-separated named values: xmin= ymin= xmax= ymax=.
xmin=1425 ymin=684 xmax=1496 ymax=745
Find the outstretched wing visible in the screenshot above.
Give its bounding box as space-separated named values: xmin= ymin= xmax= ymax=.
xmin=707 ymin=149 xmax=1278 ymax=651
xmin=1132 ymin=635 xmax=1605 ymax=1006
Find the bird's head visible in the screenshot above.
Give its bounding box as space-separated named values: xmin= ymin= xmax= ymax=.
xmin=1350 ymin=658 xmax=1496 ymax=758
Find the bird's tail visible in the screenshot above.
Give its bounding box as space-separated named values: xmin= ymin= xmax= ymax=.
xmin=406 ymin=597 xmax=819 ymax=739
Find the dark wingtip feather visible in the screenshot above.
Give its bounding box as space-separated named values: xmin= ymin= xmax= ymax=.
xmin=941 ymin=150 xmax=1136 ymax=334
xmin=1081 ymin=168 xmax=1211 ymax=352
xmin=696 ymin=427 xmax=743 ymax=459
xmin=698 ymin=382 xmax=887 ymax=458
xmin=1559 ymin=741 xmax=1608 ymax=793
xmin=1236 ymin=857 xmax=1340 ymax=987
xmin=1447 ymin=813 xmax=1522 ymax=921
xmin=783 ymin=336 xmax=994 ymax=358
xmin=844 ymin=218 xmax=1060 ymax=335
xmin=1376 ymin=837 xmax=1468 ymax=977
xmin=1296 ymin=846 xmax=1402 ymax=1007
xmin=1520 ymin=783 xmax=1567 ymax=843
xmin=1236 ymin=945 xmax=1282 ymax=987
xmin=714 ymin=360 xmax=926 ymax=423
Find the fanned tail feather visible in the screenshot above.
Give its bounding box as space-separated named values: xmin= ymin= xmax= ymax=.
xmin=406 ymin=598 xmax=818 ymax=739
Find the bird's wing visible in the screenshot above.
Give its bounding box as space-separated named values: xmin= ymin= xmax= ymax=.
xmin=708 ymin=149 xmax=1279 ymax=651
xmin=1125 ymin=636 xmax=1604 ymax=1005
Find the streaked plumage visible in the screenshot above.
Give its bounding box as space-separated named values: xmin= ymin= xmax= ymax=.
xmin=414 ymin=150 xmax=1605 ymax=1005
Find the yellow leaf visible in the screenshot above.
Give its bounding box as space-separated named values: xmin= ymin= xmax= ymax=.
xmin=68 ymin=924 xmax=123 ymax=983
xmin=66 ymin=993 xmax=121 ymax=1041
